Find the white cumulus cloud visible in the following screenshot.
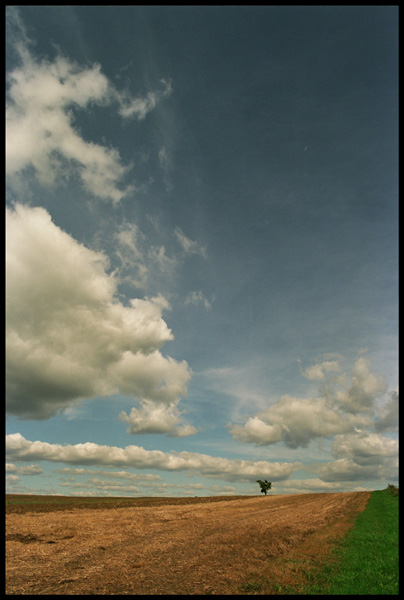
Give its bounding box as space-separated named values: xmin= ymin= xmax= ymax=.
xmin=375 ymin=390 xmax=399 ymax=432
xmin=331 ymin=431 xmax=398 ymax=466
xmin=119 ymin=400 xmax=197 ymax=437
xmin=6 ymin=433 xmax=302 ymax=483
xmin=300 ymin=358 xmax=341 ymax=381
xmin=228 ymin=356 xmax=393 ymax=451
xmin=309 ymin=456 xmax=398 ymax=483
xmin=6 ymin=203 xmax=191 ymax=421
xmin=6 ymin=38 xmax=171 ymax=203
xmin=335 ymin=356 xmax=387 ymax=414
xmin=229 ymin=395 xmax=352 ymax=448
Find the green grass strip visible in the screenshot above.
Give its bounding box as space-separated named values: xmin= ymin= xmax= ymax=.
xmin=306 ymin=488 xmax=399 ymax=595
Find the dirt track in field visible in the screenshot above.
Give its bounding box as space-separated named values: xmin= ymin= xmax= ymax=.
xmin=6 ymin=492 xmax=370 ymax=595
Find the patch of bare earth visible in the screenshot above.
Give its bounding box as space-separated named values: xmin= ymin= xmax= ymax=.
xmin=6 ymin=492 xmax=370 ymax=595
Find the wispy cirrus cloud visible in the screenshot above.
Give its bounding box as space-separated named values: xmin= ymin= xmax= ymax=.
xmin=185 ymin=291 xmax=212 ymax=310
xmin=116 ymin=78 xmax=172 ymax=120
xmin=175 ymin=227 xmax=207 ymax=258
xmin=112 ymin=220 xmax=207 ymax=295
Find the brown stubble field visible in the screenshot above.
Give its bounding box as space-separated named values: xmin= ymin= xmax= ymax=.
xmin=6 ymin=491 xmax=370 ymax=595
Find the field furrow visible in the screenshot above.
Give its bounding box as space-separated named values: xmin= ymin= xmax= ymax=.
xmin=6 ymin=492 xmax=370 ymax=595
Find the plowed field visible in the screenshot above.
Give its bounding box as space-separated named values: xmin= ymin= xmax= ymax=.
xmin=6 ymin=491 xmax=370 ymax=595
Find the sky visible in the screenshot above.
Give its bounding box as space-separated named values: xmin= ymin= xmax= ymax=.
xmin=6 ymin=6 xmax=398 ymax=498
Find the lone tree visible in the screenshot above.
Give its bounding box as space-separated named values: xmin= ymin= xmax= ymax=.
xmin=257 ymin=479 xmax=272 ymax=496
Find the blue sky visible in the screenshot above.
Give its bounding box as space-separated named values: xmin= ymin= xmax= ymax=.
xmin=6 ymin=6 xmax=398 ymax=497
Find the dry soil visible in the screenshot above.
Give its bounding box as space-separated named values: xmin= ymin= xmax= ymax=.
xmin=6 ymin=491 xmax=370 ymax=595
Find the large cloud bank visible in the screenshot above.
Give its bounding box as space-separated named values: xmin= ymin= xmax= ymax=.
xmin=6 ymin=203 xmax=192 ymax=433
xmin=5 ymin=23 xmax=199 ymax=437
xmin=228 ymin=355 xmax=398 ymax=483
xmin=229 ymin=356 xmax=396 ymax=448
xmin=6 ymin=433 xmax=301 ymax=483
